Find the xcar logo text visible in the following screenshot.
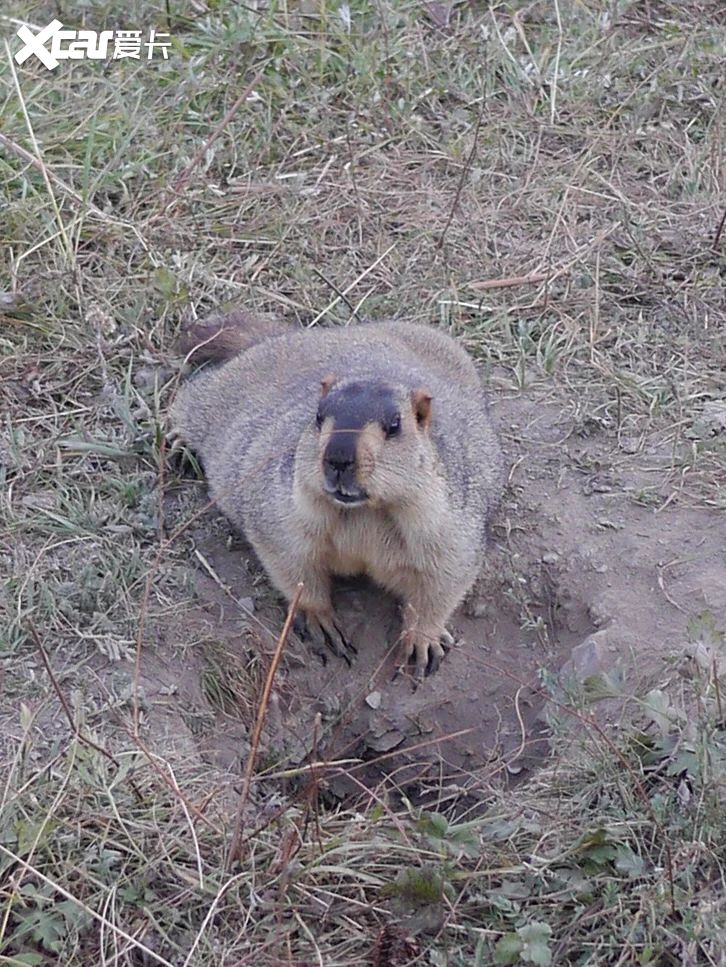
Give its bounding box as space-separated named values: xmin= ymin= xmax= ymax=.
xmin=15 ymin=20 xmax=170 ymax=70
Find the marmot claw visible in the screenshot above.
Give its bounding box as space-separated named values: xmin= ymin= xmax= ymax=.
xmin=294 ymin=611 xmax=356 ymax=666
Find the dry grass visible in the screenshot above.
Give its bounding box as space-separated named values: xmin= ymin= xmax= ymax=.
xmin=1 ymin=0 xmax=725 ymax=963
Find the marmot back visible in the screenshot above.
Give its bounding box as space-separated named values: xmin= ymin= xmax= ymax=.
xmin=172 ymin=312 xmax=503 ymax=678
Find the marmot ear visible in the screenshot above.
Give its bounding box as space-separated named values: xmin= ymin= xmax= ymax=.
xmin=320 ymin=374 xmax=337 ymax=398
xmin=412 ymin=387 xmax=433 ymax=427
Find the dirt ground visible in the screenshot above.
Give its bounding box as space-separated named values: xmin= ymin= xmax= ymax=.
xmin=2 ymin=1 xmax=725 ymax=958
xmin=125 ymin=375 xmax=726 ymax=809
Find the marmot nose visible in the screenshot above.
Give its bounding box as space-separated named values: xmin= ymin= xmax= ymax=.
xmin=323 ymin=436 xmax=357 ymax=489
xmin=325 ymin=454 xmax=354 ymax=478
xmin=324 ymin=433 xmax=357 ymax=474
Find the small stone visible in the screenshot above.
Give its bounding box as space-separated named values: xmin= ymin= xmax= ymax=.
xmin=20 ymin=490 xmax=57 ymax=511
xmin=237 ymin=596 xmax=255 ymax=613
xmin=542 ymin=552 xmax=559 ymax=565
xmin=467 ymin=599 xmax=488 ymax=618
xmin=0 ymin=290 xmax=26 ymax=308
xmin=588 ymin=601 xmax=609 ymax=627
xmin=86 ymin=302 xmax=117 ymax=336
xmin=365 ymin=690 xmax=382 ymax=710
xmin=563 ymin=630 xmax=610 ymax=682
xmin=676 ymin=777 xmax=692 ymax=811
xmin=698 ymin=401 xmax=726 ymax=436
xmin=133 ymin=364 xmax=176 ymax=392
xmin=366 ymin=729 xmax=405 ymax=752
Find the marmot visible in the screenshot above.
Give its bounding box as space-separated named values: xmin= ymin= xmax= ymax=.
xmin=172 ymin=311 xmax=503 ymax=678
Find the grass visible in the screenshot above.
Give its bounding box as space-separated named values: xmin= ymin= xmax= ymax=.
xmin=1 ymin=0 xmax=725 ymax=963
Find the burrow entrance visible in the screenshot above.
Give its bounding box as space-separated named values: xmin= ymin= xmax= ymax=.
xmin=134 ymin=392 xmax=726 ymax=809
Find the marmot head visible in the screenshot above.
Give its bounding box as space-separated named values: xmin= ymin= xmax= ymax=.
xmin=296 ymin=375 xmax=434 ymax=509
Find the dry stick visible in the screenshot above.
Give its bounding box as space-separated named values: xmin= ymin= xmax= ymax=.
xmin=0 ymin=844 xmax=175 ymax=967
xmin=550 ymin=0 xmax=563 ymax=124
xmin=156 ymin=429 xmax=168 ymax=543
xmin=467 ymin=272 xmax=550 ymax=291
xmin=128 ymin=497 xmax=226 ymax=832
xmin=712 ymin=205 xmax=726 ymax=252
xmin=132 ymin=495 xmax=217 ymax=736
xmin=343 ymin=104 xmax=365 ymax=250
xmin=255 ymin=725 xmax=478 ymax=784
xmin=713 ymin=656 xmax=723 ymax=726
xmin=469 ymin=653 xmax=677 ymax=913
xmin=226 ymin=584 xmax=304 ymax=871
xmin=5 ymin=41 xmax=70 ymax=259
xmin=311 ymin=266 xmax=363 ymax=322
xmin=436 ymin=100 xmax=485 ymax=250
xmin=170 ymin=67 xmax=266 ymax=198
xmin=307 ymin=243 xmax=396 ymax=327
xmin=27 ymin=620 xmax=145 ymax=803
xmin=306 ymin=713 xmax=325 ymax=855
xmin=0 ymin=130 xmax=109 ymax=221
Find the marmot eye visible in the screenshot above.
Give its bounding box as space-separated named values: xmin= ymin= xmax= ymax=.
xmin=385 ymin=415 xmax=401 ymax=438
xmin=315 ymin=411 xmax=324 ymax=430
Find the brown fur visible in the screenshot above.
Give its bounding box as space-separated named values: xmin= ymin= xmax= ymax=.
xmin=177 ymin=309 xmax=288 ymax=364
xmin=172 ymin=311 xmax=504 ymax=677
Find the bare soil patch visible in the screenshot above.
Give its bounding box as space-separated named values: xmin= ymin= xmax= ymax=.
xmin=128 ymin=381 xmax=725 ymax=809
xmin=2 ymin=0 xmax=724 ymax=959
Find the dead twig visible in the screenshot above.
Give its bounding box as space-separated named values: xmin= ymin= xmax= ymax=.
xmin=713 ymin=656 xmax=723 ymax=726
xmin=226 ymin=583 xmax=303 ymax=870
xmin=308 ymin=244 xmax=396 ymax=327
xmin=712 ymin=205 xmax=726 ymax=252
xmin=31 ymin=613 xmax=220 ymax=832
xmin=312 ymin=267 xmax=363 ymax=322
xmin=467 ymin=272 xmax=550 ymax=291
xmin=0 ymin=130 xmax=109 ymax=221
xmin=470 ymin=652 xmax=678 ymax=914
xmin=170 ymin=67 xmax=266 ymax=198
xmin=27 ymin=619 xmax=145 ymax=802
xmin=436 ymin=100 xmax=485 ymax=250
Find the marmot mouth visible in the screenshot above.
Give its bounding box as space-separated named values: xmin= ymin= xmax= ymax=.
xmin=326 ymin=488 xmax=369 ymax=506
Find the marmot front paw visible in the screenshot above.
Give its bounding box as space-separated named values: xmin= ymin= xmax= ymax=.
xmin=398 ymin=628 xmax=454 ymax=679
xmin=294 ymin=608 xmax=357 ymax=667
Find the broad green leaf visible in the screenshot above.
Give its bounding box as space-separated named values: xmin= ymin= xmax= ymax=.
xmin=494 ymin=933 xmax=523 ymax=964
xmin=614 ymin=845 xmax=646 ymax=877
xmin=519 ymin=922 xmax=553 ymax=966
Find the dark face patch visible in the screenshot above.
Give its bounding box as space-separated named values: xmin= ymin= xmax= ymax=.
xmin=317 ymin=380 xmax=400 ymax=505
xmin=317 ymin=380 xmax=400 ymax=438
